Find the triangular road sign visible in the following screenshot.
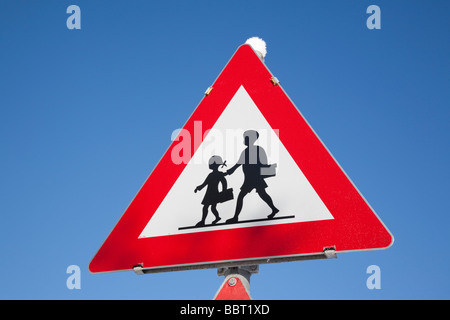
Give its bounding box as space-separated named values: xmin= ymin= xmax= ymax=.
xmin=89 ymin=44 xmax=393 ymax=274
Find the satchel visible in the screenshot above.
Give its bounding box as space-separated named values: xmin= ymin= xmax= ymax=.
xmin=217 ymin=188 xmax=234 ymax=203
xmin=260 ymin=163 xmax=277 ymax=178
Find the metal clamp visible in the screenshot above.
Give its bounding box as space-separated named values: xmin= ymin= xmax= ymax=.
xmin=132 ymin=264 xmax=145 ymax=275
xmin=205 ymin=86 xmax=213 ymax=96
xmin=323 ymin=246 xmax=337 ymax=259
xmin=217 ymin=265 xmax=259 ymax=277
xmin=270 ymin=76 xmax=280 ymax=86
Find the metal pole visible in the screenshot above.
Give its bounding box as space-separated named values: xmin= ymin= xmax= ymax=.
xmin=214 ymin=265 xmax=259 ymax=300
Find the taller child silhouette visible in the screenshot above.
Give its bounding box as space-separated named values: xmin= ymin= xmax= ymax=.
xmin=226 ymin=130 xmax=279 ymax=223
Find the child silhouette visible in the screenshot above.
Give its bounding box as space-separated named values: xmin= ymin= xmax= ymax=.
xmin=225 ymin=130 xmax=279 ymax=223
xmin=194 ymin=155 xmax=228 ymax=227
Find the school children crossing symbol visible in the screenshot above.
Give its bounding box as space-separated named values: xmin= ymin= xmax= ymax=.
xmin=89 ymin=41 xmax=393 ymax=274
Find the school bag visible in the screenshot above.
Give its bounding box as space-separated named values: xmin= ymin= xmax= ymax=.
xmin=217 ymin=188 xmax=234 ymax=203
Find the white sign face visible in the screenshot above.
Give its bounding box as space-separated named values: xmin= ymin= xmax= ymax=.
xmin=139 ymin=86 xmax=333 ymax=239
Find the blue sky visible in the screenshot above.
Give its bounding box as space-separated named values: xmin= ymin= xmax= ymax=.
xmin=0 ymin=0 xmax=449 ymax=299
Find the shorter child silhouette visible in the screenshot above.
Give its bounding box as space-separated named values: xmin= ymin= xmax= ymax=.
xmin=194 ymin=155 xmax=227 ymax=227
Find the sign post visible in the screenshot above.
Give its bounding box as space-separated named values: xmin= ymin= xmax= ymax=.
xmin=214 ymin=265 xmax=258 ymax=300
